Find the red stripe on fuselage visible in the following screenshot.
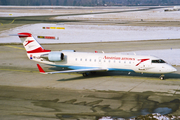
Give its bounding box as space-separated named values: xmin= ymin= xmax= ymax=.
xmin=27 ymin=47 xmax=51 ymax=53
xmin=136 ymin=58 xmax=150 ymax=66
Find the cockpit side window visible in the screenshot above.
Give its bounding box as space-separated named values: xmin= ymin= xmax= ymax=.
xmin=152 ymin=59 xmax=166 ymax=63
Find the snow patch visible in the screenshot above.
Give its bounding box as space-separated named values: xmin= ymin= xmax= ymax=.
xmin=1 ymin=23 xmax=180 ymax=43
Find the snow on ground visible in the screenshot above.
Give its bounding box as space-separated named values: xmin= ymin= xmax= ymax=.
xmin=0 ymin=6 xmax=136 ymax=17
xmin=0 ymin=6 xmax=85 ymax=17
xmin=0 ymin=12 xmax=46 ymax=17
xmin=54 ymin=9 xmax=180 ymax=21
xmin=99 ymin=113 xmax=180 ymax=120
xmin=0 ymin=23 xmax=180 ymax=43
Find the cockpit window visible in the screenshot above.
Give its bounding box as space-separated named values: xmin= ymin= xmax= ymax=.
xmin=152 ymin=59 xmax=166 ymax=63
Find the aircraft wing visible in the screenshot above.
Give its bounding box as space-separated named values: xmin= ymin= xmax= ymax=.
xmin=37 ymin=64 xmax=108 ymax=74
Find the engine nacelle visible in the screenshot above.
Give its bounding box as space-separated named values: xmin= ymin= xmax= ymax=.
xmin=61 ymin=50 xmax=76 ymax=52
xmin=41 ymin=52 xmax=64 ymax=62
xmin=47 ymin=52 xmax=64 ymax=61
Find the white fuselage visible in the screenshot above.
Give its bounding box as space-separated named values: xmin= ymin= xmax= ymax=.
xmin=30 ymin=51 xmax=177 ymax=74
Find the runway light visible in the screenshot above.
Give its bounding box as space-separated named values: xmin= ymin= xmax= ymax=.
xmin=37 ymin=36 xmax=58 ymax=40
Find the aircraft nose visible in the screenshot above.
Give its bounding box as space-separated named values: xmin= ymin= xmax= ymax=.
xmin=165 ymin=65 xmax=177 ymax=73
xmin=172 ymin=67 xmax=177 ymax=72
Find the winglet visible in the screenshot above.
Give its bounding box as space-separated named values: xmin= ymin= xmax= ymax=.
xmin=37 ymin=64 xmax=46 ymax=74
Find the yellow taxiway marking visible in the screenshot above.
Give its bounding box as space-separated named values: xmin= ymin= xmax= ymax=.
xmin=5 ymin=45 xmax=25 ymax=50
xmin=0 ymin=19 xmax=16 ymax=25
xmin=0 ymin=68 xmax=38 ymax=73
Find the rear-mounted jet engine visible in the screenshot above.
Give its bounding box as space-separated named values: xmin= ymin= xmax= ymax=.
xmin=41 ymin=52 xmax=64 ymax=61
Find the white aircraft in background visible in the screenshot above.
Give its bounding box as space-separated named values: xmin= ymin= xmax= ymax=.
xmin=15 ymin=32 xmax=177 ymax=80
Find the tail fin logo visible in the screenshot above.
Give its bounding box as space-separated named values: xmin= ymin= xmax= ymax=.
xmin=17 ymin=32 xmax=51 ymax=53
xmin=25 ymin=40 xmax=34 ymax=46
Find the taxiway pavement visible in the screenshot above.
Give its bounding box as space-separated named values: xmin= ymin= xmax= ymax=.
xmin=0 ymin=40 xmax=180 ymax=94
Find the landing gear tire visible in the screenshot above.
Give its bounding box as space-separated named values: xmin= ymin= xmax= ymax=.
xmin=90 ymin=72 xmax=96 ymax=74
xmin=82 ymin=73 xmax=88 ymax=77
xmin=160 ymin=75 xmax=165 ymax=80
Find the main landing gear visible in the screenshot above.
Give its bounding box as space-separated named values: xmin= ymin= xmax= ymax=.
xmin=160 ymin=75 xmax=165 ymax=80
xmin=82 ymin=72 xmax=96 ymax=77
xmin=82 ymin=73 xmax=89 ymax=77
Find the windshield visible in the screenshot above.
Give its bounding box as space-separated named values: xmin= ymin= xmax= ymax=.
xmin=152 ymin=59 xmax=166 ymax=63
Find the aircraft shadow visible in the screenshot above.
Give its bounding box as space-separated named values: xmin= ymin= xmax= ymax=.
xmin=57 ymin=71 xmax=180 ymax=81
xmin=49 ymin=67 xmax=180 ymax=81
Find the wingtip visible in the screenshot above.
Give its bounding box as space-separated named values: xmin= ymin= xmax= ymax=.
xmin=37 ymin=64 xmax=45 ymax=74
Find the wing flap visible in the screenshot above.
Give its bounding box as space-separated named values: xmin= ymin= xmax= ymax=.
xmin=37 ymin=64 xmax=108 ymax=74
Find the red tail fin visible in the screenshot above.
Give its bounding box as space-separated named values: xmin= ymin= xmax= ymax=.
xmin=18 ymin=32 xmax=51 ymax=53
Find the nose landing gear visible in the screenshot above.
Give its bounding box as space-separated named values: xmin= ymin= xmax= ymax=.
xmin=160 ymin=75 xmax=165 ymax=80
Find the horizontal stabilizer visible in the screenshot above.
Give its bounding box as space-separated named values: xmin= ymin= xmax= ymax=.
xmin=9 ymin=34 xmax=19 ymax=36
xmin=9 ymin=34 xmax=28 ymax=37
xmin=9 ymin=33 xmax=32 ymax=37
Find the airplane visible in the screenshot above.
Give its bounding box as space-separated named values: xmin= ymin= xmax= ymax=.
xmin=14 ymin=32 xmax=177 ymax=80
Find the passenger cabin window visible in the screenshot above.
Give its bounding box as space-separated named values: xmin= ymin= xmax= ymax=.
xmin=152 ymin=59 xmax=166 ymax=63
